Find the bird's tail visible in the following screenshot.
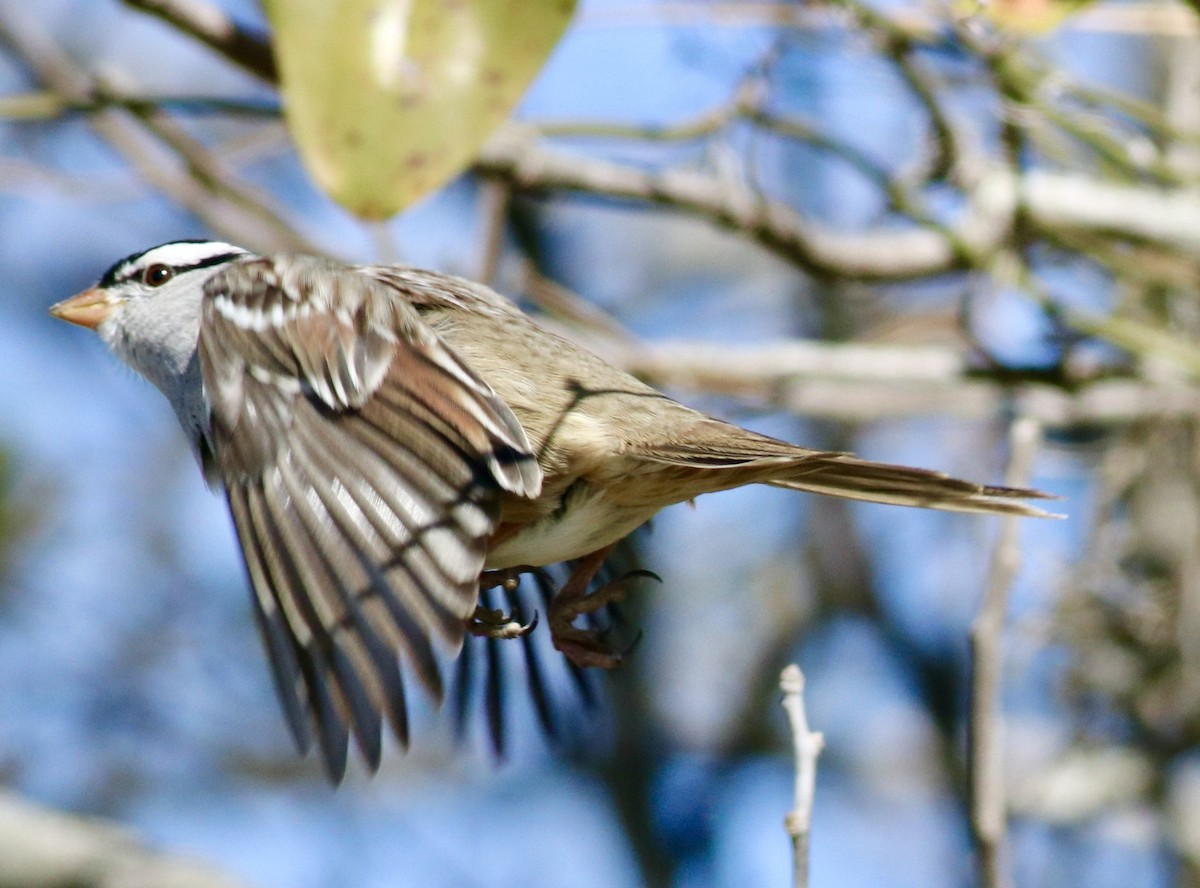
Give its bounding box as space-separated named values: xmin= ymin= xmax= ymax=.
xmin=632 ymin=424 xmax=1059 ymax=518
xmin=764 ymin=454 xmax=1058 ymax=518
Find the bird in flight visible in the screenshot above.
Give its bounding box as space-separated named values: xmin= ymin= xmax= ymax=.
xmin=52 ymin=241 xmax=1056 ymax=779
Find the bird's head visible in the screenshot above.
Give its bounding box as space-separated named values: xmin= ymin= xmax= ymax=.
xmin=51 ymin=239 xmax=252 ymax=443
xmin=52 ymin=239 xmax=249 ymax=345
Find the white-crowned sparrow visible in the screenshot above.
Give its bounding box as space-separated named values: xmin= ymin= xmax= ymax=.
xmin=51 ymin=240 xmax=1055 ymax=779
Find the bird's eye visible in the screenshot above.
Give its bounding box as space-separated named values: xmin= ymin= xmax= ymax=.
xmin=142 ymin=263 xmax=174 ymax=287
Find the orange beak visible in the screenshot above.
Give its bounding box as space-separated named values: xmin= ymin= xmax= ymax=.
xmin=49 ymin=287 xmax=122 ymax=330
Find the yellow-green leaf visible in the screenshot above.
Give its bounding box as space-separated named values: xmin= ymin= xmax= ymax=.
xmin=264 ymin=0 xmax=575 ymax=219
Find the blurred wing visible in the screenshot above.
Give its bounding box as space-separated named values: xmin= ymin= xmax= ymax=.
xmin=197 ymin=255 xmax=541 ymax=780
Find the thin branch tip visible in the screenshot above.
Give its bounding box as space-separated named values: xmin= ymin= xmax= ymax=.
xmin=781 ymin=662 xmax=823 ymax=888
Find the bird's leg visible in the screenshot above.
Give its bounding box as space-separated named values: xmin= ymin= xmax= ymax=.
xmin=548 ymin=544 xmax=638 ymax=669
xmin=468 ymin=566 xmax=547 ymax=639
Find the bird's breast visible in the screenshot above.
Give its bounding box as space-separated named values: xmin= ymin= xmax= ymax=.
xmin=484 ymin=483 xmax=654 ymax=569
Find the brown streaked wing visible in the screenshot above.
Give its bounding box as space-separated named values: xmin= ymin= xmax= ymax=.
xmin=197 ymin=255 xmax=541 ymax=779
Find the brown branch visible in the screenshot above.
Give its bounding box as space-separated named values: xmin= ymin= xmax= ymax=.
xmin=475 ymin=127 xmax=1016 ymax=282
xmin=121 ymin=0 xmax=276 ymax=83
xmin=968 ymin=417 xmax=1043 ymax=888
xmin=476 ymin=179 xmax=511 ymax=285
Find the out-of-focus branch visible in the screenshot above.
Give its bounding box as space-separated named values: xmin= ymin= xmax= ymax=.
xmin=0 ymin=91 xmax=278 ymax=120
xmin=780 ymin=664 xmax=824 ymax=888
xmin=968 ymin=417 xmax=1043 ymax=888
xmin=587 ymin=337 xmax=1200 ymax=426
xmin=0 ymin=12 xmax=312 ymax=254
xmin=826 ymin=0 xmax=963 ymax=180
xmin=12 ymin=0 xmax=1200 ymax=380
xmin=477 ymin=126 xmax=1200 ymax=278
xmin=520 ymin=262 xmax=637 ymax=345
xmin=12 ymin=88 xmax=1200 ymax=277
xmin=0 ymin=790 xmax=250 ymax=888
xmin=893 ymin=50 xmax=961 ymax=181
xmin=476 ymin=126 xmax=1016 ymax=282
xmin=1022 ymin=169 xmax=1200 ymax=252
xmin=476 ymin=180 xmax=510 ymax=285
xmin=10 ymin=0 xmax=1200 ymax=282
xmin=121 ymin=0 xmax=276 ymax=83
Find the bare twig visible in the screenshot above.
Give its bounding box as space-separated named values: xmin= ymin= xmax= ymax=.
xmin=892 ymin=51 xmax=962 ymax=181
xmin=12 ymin=82 xmax=1200 ymax=282
xmin=781 ymin=664 xmax=824 ymax=888
xmin=583 ymin=1 xmax=1200 ymax=39
xmin=0 ymin=90 xmax=278 ymax=120
xmin=968 ymin=417 xmax=1043 ymax=888
xmin=477 ymin=180 xmax=511 ymax=285
xmin=0 ymin=12 xmax=312 ymax=254
xmin=121 ymin=0 xmax=276 ymax=83
xmin=11 ymin=86 xmax=1200 ymax=276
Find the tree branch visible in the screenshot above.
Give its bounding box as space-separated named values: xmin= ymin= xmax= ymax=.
xmin=121 ymin=0 xmax=276 ymax=83
xmin=0 ymin=12 xmax=312 ymax=254
xmin=968 ymin=417 xmax=1042 ymax=888
xmin=1022 ymin=169 xmax=1200 ymax=253
xmin=578 ymin=337 xmax=1200 ymax=427
xmin=781 ymin=664 xmax=824 ymax=888
xmin=475 ymin=127 xmax=1017 ymax=282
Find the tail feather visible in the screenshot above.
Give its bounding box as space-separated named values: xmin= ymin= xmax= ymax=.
xmin=632 ymin=433 xmax=1059 ymax=518
xmin=766 ymin=454 xmax=1059 ymax=518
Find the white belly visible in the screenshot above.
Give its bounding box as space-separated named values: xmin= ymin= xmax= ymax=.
xmin=485 ymin=493 xmax=652 ymax=569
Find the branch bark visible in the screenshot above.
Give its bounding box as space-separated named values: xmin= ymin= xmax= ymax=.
xmin=30 ymin=0 xmax=1197 ymax=287
xmin=10 ymin=1 xmax=1200 ymax=282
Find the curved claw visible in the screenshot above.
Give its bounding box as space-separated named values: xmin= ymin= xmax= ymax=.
xmin=468 ymin=605 xmax=539 ymax=640
xmin=620 ymin=568 xmax=661 ymax=585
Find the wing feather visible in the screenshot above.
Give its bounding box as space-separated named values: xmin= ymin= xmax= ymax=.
xmin=241 ymin=482 xmax=351 ymax=780
xmin=198 ymin=254 xmax=541 ymax=778
xmin=227 ymin=485 xmax=311 ymax=754
xmin=271 ymin=451 xmax=394 ymax=770
xmin=287 ymin=403 xmax=455 ymax=693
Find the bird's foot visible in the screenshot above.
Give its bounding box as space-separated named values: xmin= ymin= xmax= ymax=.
xmin=467 ymin=604 xmax=538 ymax=640
xmin=479 ymin=565 xmax=549 ymax=593
xmin=549 ymin=569 xmax=657 ymax=669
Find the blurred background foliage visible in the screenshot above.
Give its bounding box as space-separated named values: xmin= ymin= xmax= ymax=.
xmin=0 ymin=1 xmax=1199 ymax=887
